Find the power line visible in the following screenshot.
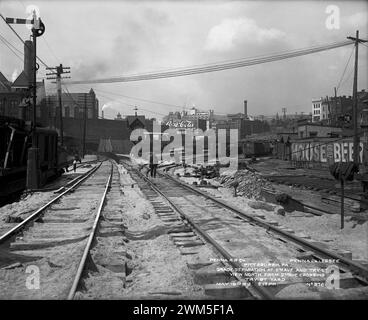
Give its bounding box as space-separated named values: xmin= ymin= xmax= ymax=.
xmin=13 ymin=0 xmax=60 ymax=66
xmin=0 ymin=34 xmax=23 ymax=61
xmin=66 ymin=40 xmax=353 ymax=85
xmin=340 ymin=68 xmax=354 ymax=89
xmin=0 ymin=32 xmax=23 ymax=55
xmin=42 ymin=37 xmax=60 ymax=65
xmin=95 ymin=91 xmax=168 ymax=118
xmin=0 ymin=12 xmax=49 ymax=68
xmin=80 ymin=86 xmax=183 ymax=109
xmin=336 ymin=46 xmax=354 ymax=92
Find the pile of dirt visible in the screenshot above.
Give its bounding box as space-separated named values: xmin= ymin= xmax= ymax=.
xmin=216 ymin=169 xmax=273 ymax=200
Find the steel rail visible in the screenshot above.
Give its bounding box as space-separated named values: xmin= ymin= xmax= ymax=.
xmin=53 ymin=160 xmax=100 ymax=193
xmin=161 ymin=171 xmax=368 ymax=280
xmin=0 ymin=162 xmax=102 ymax=244
xmin=127 ymin=164 xmax=273 ymax=300
xmin=266 ymin=175 xmax=361 ymax=202
xmin=67 ymin=163 xmax=113 ymax=300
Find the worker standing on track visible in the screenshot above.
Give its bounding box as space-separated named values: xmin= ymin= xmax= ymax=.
xmin=149 ymin=152 xmax=158 ymax=178
xmin=73 ymin=159 xmax=77 ymax=173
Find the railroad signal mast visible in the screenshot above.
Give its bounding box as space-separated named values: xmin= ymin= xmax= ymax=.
xmin=46 ymin=64 xmax=71 ymax=146
xmin=5 ymin=10 xmax=45 ymax=189
xmin=6 ymin=11 xmax=45 ymax=146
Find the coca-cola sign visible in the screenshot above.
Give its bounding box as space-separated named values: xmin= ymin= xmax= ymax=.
xmin=166 ymin=120 xmax=194 ymax=128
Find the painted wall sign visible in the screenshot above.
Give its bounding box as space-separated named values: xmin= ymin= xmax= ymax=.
xmin=166 ymin=120 xmax=194 ymax=128
xmin=291 ymin=141 xmax=364 ymax=163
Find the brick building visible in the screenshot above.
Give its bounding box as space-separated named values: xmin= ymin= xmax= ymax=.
xmin=0 ymin=71 xmax=46 ymax=122
xmin=44 ymin=88 xmax=99 ymax=123
xmin=297 ymin=123 xmax=342 ymax=138
xmin=311 ymin=90 xmax=368 ymax=127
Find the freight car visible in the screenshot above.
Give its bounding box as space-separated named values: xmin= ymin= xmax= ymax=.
xmin=242 ymin=141 xmax=272 ymax=157
xmin=0 ymin=116 xmax=71 ymax=202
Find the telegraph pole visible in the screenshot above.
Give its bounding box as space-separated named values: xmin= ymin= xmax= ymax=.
xmin=347 ymin=31 xmax=367 ymax=166
xmin=82 ymin=93 xmax=87 ymax=158
xmin=334 ymin=87 xmax=338 ymax=126
xmin=46 ymin=64 xmax=71 ymax=146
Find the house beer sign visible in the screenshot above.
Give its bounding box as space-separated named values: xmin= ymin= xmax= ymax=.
xmin=291 ymin=141 xmax=364 ymax=163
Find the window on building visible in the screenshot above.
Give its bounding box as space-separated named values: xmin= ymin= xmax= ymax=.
xmin=309 ymin=131 xmax=317 ymax=137
xmin=65 ymin=106 xmax=70 ymax=118
xmin=300 ymin=132 xmax=304 ymax=138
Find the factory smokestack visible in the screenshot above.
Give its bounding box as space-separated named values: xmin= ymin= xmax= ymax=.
xmin=24 ymin=40 xmax=34 ymax=86
xmin=244 ymin=100 xmax=248 ymax=118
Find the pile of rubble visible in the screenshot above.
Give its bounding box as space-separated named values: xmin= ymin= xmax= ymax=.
xmin=217 ymin=169 xmax=273 ymax=200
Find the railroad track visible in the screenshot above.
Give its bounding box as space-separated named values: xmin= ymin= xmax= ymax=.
xmin=0 ymin=161 xmax=116 ymax=299
xmin=122 ymin=160 xmax=368 ymax=299
xmin=264 ymin=174 xmax=362 ymax=203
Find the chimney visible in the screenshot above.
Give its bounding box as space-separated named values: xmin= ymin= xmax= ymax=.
xmin=24 ymin=40 xmax=34 ymax=86
xmin=244 ymin=100 xmax=248 ymax=117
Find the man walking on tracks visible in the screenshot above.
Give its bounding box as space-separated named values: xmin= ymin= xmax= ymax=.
xmin=149 ymin=152 xmax=159 ymax=178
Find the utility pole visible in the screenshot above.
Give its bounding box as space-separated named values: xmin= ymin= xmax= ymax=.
xmin=82 ymin=93 xmax=87 ymax=158
xmin=326 ymin=96 xmax=331 ymax=125
xmin=347 ymin=30 xmax=367 ymax=166
xmin=46 ymin=64 xmax=71 ymax=146
xmin=334 ymin=87 xmax=338 ymax=126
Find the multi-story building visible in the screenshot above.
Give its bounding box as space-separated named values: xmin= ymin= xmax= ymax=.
xmin=45 ymin=88 xmax=99 ymax=121
xmin=312 ymin=90 xmax=368 ymax=127
xmin=312 ymin=98 xmax=323 ymax=122
xmin=0 ymin=71 xmax=46 ymax=121
xmin=0 ymin=40 xmax=47 ymax=123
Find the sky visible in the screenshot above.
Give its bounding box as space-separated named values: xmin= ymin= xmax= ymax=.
xmin=0 ymin=0 xmax=367 ymax=120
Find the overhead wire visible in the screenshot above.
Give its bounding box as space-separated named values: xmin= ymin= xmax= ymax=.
xmin=0 ymin=12 xmax=50 ymax=68
xmin=66 ymin=40 xmax=354 ymax=85
xmin=94 ymin=90 xmax=168 ymax=118
xmin=336 ymin=45 xmax=355 ymax=93
xmin=0 ymin=33 xmax=23 ymax=61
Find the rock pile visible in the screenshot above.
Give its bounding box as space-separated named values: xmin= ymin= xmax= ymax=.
xmin=217 ymin=169 xmax=273 ymax=200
